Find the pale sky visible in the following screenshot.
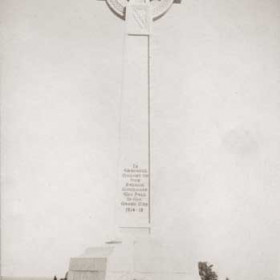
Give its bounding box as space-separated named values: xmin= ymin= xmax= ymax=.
xmin=1 ymin=0 xmax=280 ymax=279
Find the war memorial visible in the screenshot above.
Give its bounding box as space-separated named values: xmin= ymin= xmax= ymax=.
xmin=1 ymin=1 xmax=280 ymax=280
xmin=67 ymin=0 xmax=192 ymax=279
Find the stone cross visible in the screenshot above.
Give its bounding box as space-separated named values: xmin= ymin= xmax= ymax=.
xmin=67 ymin=3 xmax=184 ymax=279
xmin=99 ymin=0 xmax=181 ymax=236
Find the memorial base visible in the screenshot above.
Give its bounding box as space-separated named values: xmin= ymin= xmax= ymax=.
xmin=68 ymin=236 xmax=194 ymax=280
xmin=68 ymin=247 xmax=113 ymax=280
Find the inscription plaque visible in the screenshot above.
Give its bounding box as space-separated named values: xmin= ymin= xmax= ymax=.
xmin=120 ymin=164 xmax=149 ymax=217
xmin=118 ymin=160 xmax=150 ymax=229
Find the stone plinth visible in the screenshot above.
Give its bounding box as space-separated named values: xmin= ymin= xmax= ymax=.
xmin=68 ymin=248 xmax=113 ymax=280
xmin=68 ymin=238 xmax=193 ymax=280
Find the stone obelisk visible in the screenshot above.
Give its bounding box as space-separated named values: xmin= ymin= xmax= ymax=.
xmin=67 ymin=1 xmax=187 ymax=279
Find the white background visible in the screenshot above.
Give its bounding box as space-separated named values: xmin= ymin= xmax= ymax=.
xmin=1 ymin=0 xmax=280 ymax=279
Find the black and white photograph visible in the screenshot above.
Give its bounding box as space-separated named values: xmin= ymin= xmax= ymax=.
xmin=1 ymin=0 xmax=280 ymax=279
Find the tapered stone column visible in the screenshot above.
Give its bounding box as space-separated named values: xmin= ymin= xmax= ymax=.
xmin=117 ymin=0 xmax=151 ymax=234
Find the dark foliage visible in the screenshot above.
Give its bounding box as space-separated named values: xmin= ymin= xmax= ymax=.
xmin=198 ymin=262 xmax=230 ymax=280
xmin=198 ymin=262 xmax=218 ymax=280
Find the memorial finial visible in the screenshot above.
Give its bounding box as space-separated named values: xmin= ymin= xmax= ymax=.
xmin=105 ymin=0 xmax=179 ymax=20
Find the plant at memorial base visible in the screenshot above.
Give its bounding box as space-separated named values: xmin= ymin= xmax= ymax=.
xmin=198 ymin=262 xmax=230 ymax=280
xmin=198 ymin=262 xmax=218 ymax=280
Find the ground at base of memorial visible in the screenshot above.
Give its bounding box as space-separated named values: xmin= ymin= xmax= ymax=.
xmin=0 ymin=276 xmax=53 ymax=280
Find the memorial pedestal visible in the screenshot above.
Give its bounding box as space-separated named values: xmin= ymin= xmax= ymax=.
xmin=68 ymin=237 xmax=193 ymax=280
xmin=68 ymin=247 xmax=113 ymax=280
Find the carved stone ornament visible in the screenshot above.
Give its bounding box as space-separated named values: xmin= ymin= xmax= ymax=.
xmin=106 ymin=0 xmax=174 ymax=20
